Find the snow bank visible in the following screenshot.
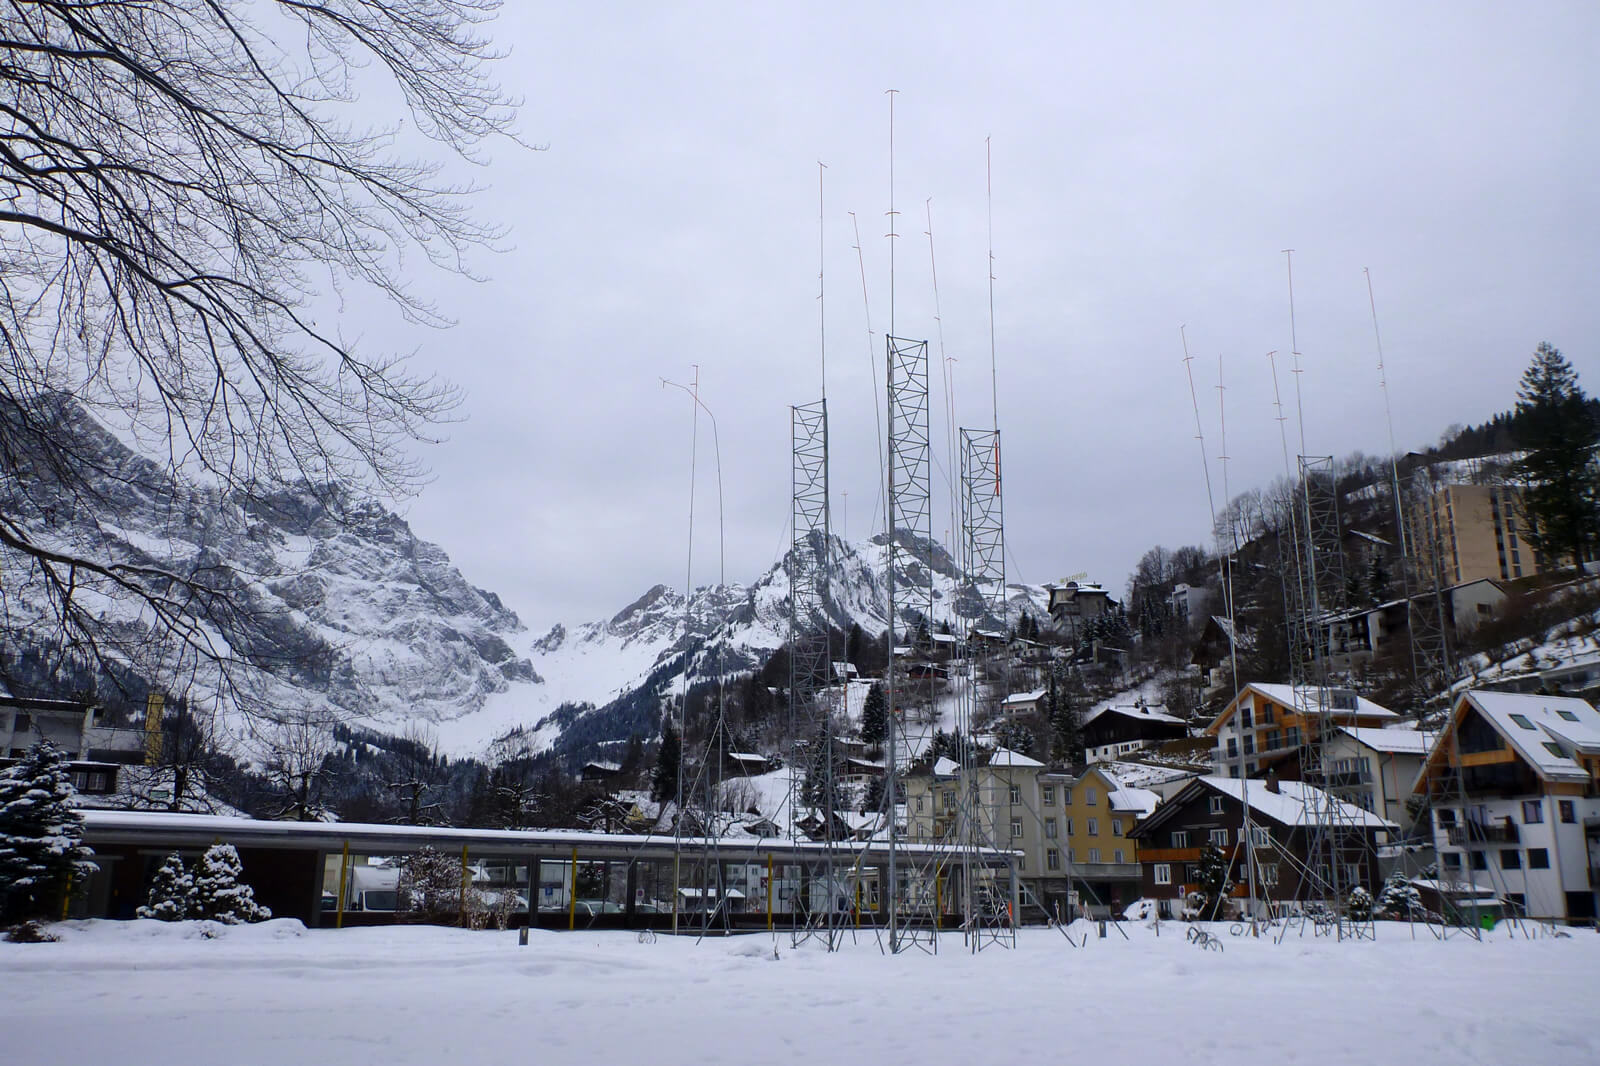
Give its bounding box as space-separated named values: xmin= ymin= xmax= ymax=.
xmin=3 ymin=921 xmax=1596 ymax=1065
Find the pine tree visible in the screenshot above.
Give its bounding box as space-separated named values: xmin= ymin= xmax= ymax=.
xmin=1345 ymin=885 xmax=1374 ymax=922
xmin=137 ymin=853 xmax=195 ymax=921
xmin=1376 ymin=871 xmax=1423 ymax=919
xmin=801 ymin=728 xmax=844 ymax=814
xmin=651 ymin=718 xmax=681 ymax=804
xmin=860 ymin=683 xmax=887 ymax=747
xmin=1512 ymin=343 xmax=1600 ymax=567
xmin=0 ymin=741 xmax=96 ymax=922
xmin=1193 ymin=843 xmax=1235 ymax=919
xmin=191 ymin=843 xmax=270 ymax=924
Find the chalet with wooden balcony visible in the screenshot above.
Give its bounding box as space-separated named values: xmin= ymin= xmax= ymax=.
xmin=1129 ymin=774 xmax=1395 ymax=918
xmin=1203 ymin=682 xmax=1401 ymax=779
xmin=1413 ymin=690 xmax=1600 ymax=921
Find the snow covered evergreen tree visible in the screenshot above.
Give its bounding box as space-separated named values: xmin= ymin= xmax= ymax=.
xmin=1345 ymin=885 xmax=1374 ymax=922
xmin=0 ymin=741 xmax=96 ymax=922
xmin=137 ymin=853 xmax=195 ymax=921
xmin=1193 ymin=843 xmax=1235 ymax=919
xmin=1376 ymin=872 xmax=1423 ymax=919
xmin=191 ymin=844 xmax=270 ymax=924
xmin=860 ymin=683 xmax=887 ymax=748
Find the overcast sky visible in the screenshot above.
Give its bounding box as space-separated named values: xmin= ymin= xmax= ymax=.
xmin=366 ymin=3 xmax=1598 ymax=638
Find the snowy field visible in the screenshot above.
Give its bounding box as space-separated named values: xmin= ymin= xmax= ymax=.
xmin=4 ymin=919 xmax=1597 ymax=1065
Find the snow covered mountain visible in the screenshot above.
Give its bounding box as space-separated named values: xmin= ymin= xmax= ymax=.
xmin=443 ymin=533 xmax=1049 ymax=760
xmin=0 ymin=398 xmax=537 ymax=748
xmin=1 ymin=397 xmax=1045 ymax=764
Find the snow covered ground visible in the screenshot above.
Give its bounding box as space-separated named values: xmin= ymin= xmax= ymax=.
xmin=4 ymin=919 xmax=1596 ymax=1065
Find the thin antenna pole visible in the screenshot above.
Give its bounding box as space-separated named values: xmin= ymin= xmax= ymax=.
xmin=1283 ymin=249 xmax=1309 ymax=456
xmin=887 ymin=89 xmax=899 ymax=338
xmin=819 ymin=162 xmax=828 ymax=401
xmin=986 ymin=136 xmax=998 ymax=431
xmin=670 ymin=363 xmax=700 ymax=937
xmin=851 ymin=211 xmax=886 ymax=538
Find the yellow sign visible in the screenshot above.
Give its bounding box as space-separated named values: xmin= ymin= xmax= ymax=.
xmin=143 ymin=692 xmax=165 ymax=765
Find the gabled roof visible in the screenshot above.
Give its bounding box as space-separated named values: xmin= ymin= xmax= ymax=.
xmin=1199 ymin=776 xmax=1395 ymax=830
xmin=1204 ymin=682 xmax=1398 ymax=736
xmin=1133 ymin=775 xmax=1395 ymax=836
xmin=1084 ymin=704 xmax=1184 ymax=727
xmin=983 ymin=747 xmax=1044 ymax=769
xmin=1337 ymin=727 xmax=1437 ymax=757
xmin=1454 ymin=691 xmax=1600 ymax=783
xmin=1002 ymin=689 xmax=1046 ymax=705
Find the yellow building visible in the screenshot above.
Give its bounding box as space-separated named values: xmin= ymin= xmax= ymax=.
xmin=1413 ymin=483 xmax=1553 ymax=586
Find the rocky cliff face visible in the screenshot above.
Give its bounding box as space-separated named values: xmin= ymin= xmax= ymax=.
xmin=0 ymin=399 xmax=537 ymax=740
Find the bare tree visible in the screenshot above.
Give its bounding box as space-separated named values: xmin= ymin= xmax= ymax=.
xmin=262 ymin=708 xmax=338 ymax=820
xmin=385 ymin=723 xmax=446 ymax=825
xmin=0 ymin=2 xmax=518 ymax=712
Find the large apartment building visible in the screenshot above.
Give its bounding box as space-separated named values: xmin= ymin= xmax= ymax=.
xmin=1413 ymin=483 xmax=1553 ymax=585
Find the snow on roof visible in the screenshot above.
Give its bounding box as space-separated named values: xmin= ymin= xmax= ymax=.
xmin=1107 ymin=787 xmax=1159 ymax=818
xmin=583 ymin=760 xmax=621 ymax=772
xmin=1337 ymin=727 xmax=1437 ymax=756
xmin=1084 ymin=703 xmax=1183 ymax=726
xmin=1459 ymin=691 xmax=1600 ymax=782
xmin=1002 ymin=689 xmax=1046 ymax=705
xmin=1102 ymin=761 xmax=1196 ymax=788
xmin=986 ymin=747 xmax=1044 ymax=769
xmin=1348 ymin=529 xmax=1392 ymax=547
xmin=727 ymin=751 xmax=767 ymax=762
xmin=1199 ymin=775 xmax=1395 ymax=830
xmin=930 ymin=632 xmax=958 ymax=644
xmin=933 ymin=756 xmax=961 ymax=777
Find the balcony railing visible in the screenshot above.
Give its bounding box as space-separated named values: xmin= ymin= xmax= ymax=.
xmin=1448 ymin=818 xmax=1518 ymax=845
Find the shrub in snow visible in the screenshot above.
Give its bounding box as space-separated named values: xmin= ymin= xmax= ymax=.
xmin=4 ymin=918 xmax=59 ymax=943
xmin=0 ymin=740 xmax=96 ymax=922
xmin=192 ymin=844 xmax=270 ymax=924
xmin=138 ymin=853 xmax=195 ymax=921
xmin=399 ymin=845 xmax=466 ymax=923
xmin=1345 ymin=885 xmax=1373 ymax=922
xmin=1192 ymin=844 xmax=1235 ymax=919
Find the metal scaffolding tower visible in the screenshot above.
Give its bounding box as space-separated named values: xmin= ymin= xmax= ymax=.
xmin=884 ymin=334 xmax=937 ymax=953
xmin=957 ymin=427 xmax=1017 ymax=949
xmin=1283 ymin=455 xmax=1376 ymax=938
xmin=788 ymin=398 xmax=841 ymax=949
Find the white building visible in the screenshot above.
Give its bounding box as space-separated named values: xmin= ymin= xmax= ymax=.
xmin=1416 ymin=690 xmax=1600 ymax=921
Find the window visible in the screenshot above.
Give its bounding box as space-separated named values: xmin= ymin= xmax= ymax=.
xmin=1529 ymin=848 xmax=1550 ymax=869
xmin=1240 ymin=707 xmax=1253 ymax=729
xmin=1113 ymin=849 xmax=1125 ymax=864
xmin=1045 ymin=818 xmax=1058 ymax=839
xmin=1046 ymin=849 xmax=1061 ymax=871
xmin=1343 ymin=864 xmax=1360 ymax=887
xmin=1087 ymin=818 xmax=1099 ymax=836
xmin=1226 ymin=738 xmax=1239 ymax=758
xmin=1065 ymin=819 xmax=1074 ymax=836
xmin=1543 ymin=742 xmax=1565 ymax=759
xmin=1559 ymin=800 xmax=1576 ymax=824
xmin=1437 ymin=808 xmax=1457 ymax=828
xmin=1558 ymin=710 xmax=1580 ymax=722
xmin=1243 ymin=734 xmax=1255 ymax=756
xmin=942 ymin=789 xmax=955 ymax=812
xmin=1442 ymin=852 xmax=1462 ymax=869
xmin=1017 ymin=854 xmax=1026 ymax=872
xmin=1500 ymin=850 xmax=1521 ymax=870
xmin=1009 ymin=784 xmax=1021 ymax=804
xmin=1063 ymin=788 xmax=1072 ymax=806
xmin=1086 ymin=788 xmax=1098 ymax=806
xmin=1469 ymin=851 xmax=1488 ymax=871
xmin=1113 ymin=819 xmax=1124 ymax=837
xmin=1010 ymin=819 xmax=1023 ymax=839
xmin=1265 ymin=730 xmax=1282 ymax=751
xmin=915 ymin=796 xmax=925 ymax=812
xmin=1522 ymin=800 xmax=1544 ymax=824
xmin=1509 ymin=713 xmax=1536 ymax=731
xmin=1171 ymin=830 xmax=1189 ymax=848
xmin=1249 ymin=826 xmax=1272 ymax=849
xmin=1043 ymin=786 xmax=1056 ymax=806
xmin=1261 ymin=864 xmax=1279 ymax=886
xmin=1154 ymin=863 xmax=1172 ymax=886
xmin=1209 ymin=828 xmax=1229 ymax=846
xmin=1087 ymin=848 xmax=1100 ymax=863
xmin=1286 ymin=726 xmax=1301 ymax=748
xmin=1209 ymin=796 xmax=1226 ymax=815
